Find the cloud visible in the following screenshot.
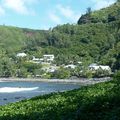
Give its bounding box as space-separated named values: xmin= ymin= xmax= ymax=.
xmin=49 ymin=12 xmax=61 ymax=24
xmin=3 ymin=0 xmax=28 ymax=14
xmin=91 ymin=0 xmax=116 ymax=10
xmin=0 ymin=6 xmax=5 ymax=16
xmin=1 ymin=0 xmax=38 ymax=15
xmin=48 ymin=4 xmax=81 ymax=25
xmin=57 ymin=4 xmax=74 ymax=18
xmin=56 ymin=4 xmax=81 ymax=22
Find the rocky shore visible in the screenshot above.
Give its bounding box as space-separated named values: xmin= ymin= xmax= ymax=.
xmin=0 ymin=77 xmax=112 ymax=85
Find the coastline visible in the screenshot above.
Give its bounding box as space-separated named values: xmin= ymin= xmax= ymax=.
xmin=0 ymin=77 xmax=112 ymax=85
xmin=0 ymin=77 xmax=112 ymax=106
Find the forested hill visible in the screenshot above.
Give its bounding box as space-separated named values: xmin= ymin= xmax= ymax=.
xmin=0 ymin=1 xmax=120 ymax=72
xmin=78 ymin=1 xmax=120 ymax=24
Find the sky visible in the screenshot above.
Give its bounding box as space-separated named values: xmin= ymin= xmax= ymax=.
xmin=0 ymin=0 xmax=116 ymax=30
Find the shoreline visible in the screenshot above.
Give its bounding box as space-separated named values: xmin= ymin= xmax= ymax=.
xmin=0 ymin=77 xmax=112 ymax=85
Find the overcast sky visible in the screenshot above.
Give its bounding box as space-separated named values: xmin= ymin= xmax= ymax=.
xmin=0 ymin=0 xmax=116 ymax=30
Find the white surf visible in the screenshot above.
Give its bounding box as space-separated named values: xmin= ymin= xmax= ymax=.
xmin=0 ymin=87 xmax=39 ymax=93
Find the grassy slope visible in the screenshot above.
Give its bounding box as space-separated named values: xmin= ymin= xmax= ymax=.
xmin=0 ymin=26 xmax=27 ymax=53
xmin=0 ymin=26 xmax=46 ymax=54
xmin=0 ymin=79 xmax=120 ymax=120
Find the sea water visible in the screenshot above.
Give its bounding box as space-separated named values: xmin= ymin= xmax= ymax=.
xmin=0 ymin=81 xmax=80 ymax=105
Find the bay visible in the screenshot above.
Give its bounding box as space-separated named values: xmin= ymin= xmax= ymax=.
xmin=0 ymin=81 xmax=80 ymax=105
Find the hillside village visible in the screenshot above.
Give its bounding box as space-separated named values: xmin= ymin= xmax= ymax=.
xmin=16 ymin=52 xmax=112 ymax=78
xmin=0 ymin=1 xmax=119 ymax=79
xmin=0 ymin=1 xmax=120 ymax=120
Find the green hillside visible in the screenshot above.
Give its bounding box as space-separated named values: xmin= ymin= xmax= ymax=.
xmin=0 ymin=26 xmax=26 ymax=53
xmin=0 ymin=26 xmax=47 ymax=54
xmin=0 ymin=1 xmax=119 ymax=77
xmin=78 ymin=1 xmax=120 ymax=24
xmin=92 ymin=1 xmax=120 ymax=23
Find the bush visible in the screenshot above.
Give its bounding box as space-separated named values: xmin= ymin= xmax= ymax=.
xmin=113 ymin=70 xmax=120 ymax=81
xmin=41 ymin=73 xmax=52 ymax=79
xmin=85 ymin=71 xmax=93 ymax=78
xmin=52 ymin=68 xmax=70 ymax=79
xmin=16 ymin=67 xmax=28 ymax=78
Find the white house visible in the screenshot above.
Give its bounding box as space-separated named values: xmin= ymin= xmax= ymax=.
xmin=31 ymin=56 xmax=40 ymax=63
xmin=99 ymin=65 xmax=111 ymax=71
xmin=89 ymin=63 xmax=98 ymax=67
xmin=32 ymin=56 xmax=40 ymax=61
xmin=78 ymin=61 xmax=82 ymax=64
xmin=43 ymin=55 xmax=54 ymax=62
xmin=89 ymin=64 xmax=99 ymax=71
xmin=64 ymin=64 xmax=77 ymax=69
xmin=89 ymin=64 xmax=111 ymax=71
xmin=16 ymin=53 xmax=27 ymax=57
xmin=41 ymin=65 xmax=59 ymax=73
xmin=31 ymin=55 xmax=54 ymax=64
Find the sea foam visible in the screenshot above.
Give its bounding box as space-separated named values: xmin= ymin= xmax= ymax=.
xmin=0 ymin=87 xmax=39 ymax=93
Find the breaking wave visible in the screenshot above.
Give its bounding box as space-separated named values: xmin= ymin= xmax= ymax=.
xmin=0 ymin=87 xmax=39 ymax=93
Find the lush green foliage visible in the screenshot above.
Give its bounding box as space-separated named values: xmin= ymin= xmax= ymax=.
xmin=0 ymin=1 xmax=120 ymax=77
xmin=78 ymin=1 xmax=120 ymax=24
xmin=0 ymin=73 xmax=120 ymax=120
xmin=52 ymin=67 xmax=71 ymax=79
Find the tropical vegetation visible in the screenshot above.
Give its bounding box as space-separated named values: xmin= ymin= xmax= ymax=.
xmin=0 ymin=1 xmax=119 ymax=78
